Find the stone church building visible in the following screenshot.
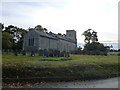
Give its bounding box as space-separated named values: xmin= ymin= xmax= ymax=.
xmin=23 ymin=29 xmax=77 ymax=52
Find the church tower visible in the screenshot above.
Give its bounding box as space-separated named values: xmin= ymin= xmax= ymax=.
xmin=66 ymin=30 xmax=77 ymax=42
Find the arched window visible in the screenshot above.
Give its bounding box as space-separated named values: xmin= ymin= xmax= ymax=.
xmin=28 ymin=38 xmax=34 ymax=46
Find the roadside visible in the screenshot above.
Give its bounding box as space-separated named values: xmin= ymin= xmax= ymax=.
xmin=2 ymin=54 xmax=119 ymax=88
xmin=3 ymin=77 xmax=119 ymax=88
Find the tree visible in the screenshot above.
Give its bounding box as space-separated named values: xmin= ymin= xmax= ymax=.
xmin=0 ymin=23 xmax=3 ymax=49
xmin=43 ymin=28 xmax=48 ymax=32
xmin=16 ymin=28 xmax=28 ymax=50
xmin=2 ymin=32 xmax=13 ymax=49
xmin=82 ymin=29 xmax=98 ymax=43
xmin=3 ymin=25 xmax=28 ymax=50
xmin=118 ymin=49 xmax=120 ymax=52
xmin=83 ymin=42 xmax=108 ymax=55
xmin=58 ymin=33 xmax=62 ymax=35
xmin=34 ymin=25 xmax=48 ymax=32
xmin=3 ymin=25 xmax=27 ymax=43
xmin=82 ymin=29 xmax=109 ymax=55
xmin=91 ymin=31 xmax=98 ymax=42
xmin=0 ymin=23 xmax=4 ymax=30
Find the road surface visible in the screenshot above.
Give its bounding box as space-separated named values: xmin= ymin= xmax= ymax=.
xmin=32 ymin=77 xmax=119 ymax=88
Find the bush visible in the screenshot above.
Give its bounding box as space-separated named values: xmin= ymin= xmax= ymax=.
xmin=83 ymin=42 xmax=109 ymax=55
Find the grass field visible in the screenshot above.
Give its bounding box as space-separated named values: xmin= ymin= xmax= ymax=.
xmin=2 ymin=52 xmax=119 ymax=82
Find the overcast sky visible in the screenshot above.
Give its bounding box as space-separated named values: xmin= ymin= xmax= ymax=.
xmin=1 ymin=0 xmax=119 ymax=44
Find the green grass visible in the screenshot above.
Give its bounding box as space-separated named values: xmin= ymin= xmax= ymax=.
xmin=40 ymin=57 xmax=72 ymax=61
xmin=2 ymin=52 xmax=119 ymax=81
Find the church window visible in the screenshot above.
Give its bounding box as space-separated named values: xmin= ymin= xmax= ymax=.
xmin=29 ymin=39 xmax=30 ymax=46
xmin=28 ymin=38 xmax=34 ymax=46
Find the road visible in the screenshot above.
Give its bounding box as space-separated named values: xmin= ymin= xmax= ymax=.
xmin=32 ymin=77 xmax=119 ymax=88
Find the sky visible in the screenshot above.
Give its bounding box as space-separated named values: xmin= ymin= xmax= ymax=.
xmin=0 ymin=0 xmax=119 ymax=49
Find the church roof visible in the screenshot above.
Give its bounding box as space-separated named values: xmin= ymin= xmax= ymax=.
xmin=31 ymin=29 xmax=76 ymax=43
xmin=35 ymin=30 xmax=57 ymax=40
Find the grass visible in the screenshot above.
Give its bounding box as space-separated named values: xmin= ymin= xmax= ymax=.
xmin=2 ymin=52 xmax=119 ymax=82
xmin=41 ymin=57 xmax=72 ymax=61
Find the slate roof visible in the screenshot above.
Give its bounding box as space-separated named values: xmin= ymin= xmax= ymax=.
xmin=33 ymin=29 xmax=76 ymax=43
xmin=35 ymin=30 xmax=57 ymax=39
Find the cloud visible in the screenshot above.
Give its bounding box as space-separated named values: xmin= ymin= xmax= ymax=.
xmin=1 ymin=0 xmax=119 ymax=44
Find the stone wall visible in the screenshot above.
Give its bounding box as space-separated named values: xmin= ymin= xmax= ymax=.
xmin=23 ymin=30 xmax=39 ymax=51
xmin=23 ymin=30 xmax=77 ymax=52
xmin=39 ymin=36 xmax=58 ymax=50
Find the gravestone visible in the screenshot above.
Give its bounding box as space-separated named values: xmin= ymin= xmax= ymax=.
xmin=65 ymin=52 xmax=70 ymax=57
xmin=6 ymin=49 xmax=10 ymax=54
xmin=60 ymin=51 xmax=65 ymax=57
xmin=22 ymin=50 xmax=26 ymax=56
xmin=14 ymin=50 xmax=18 ymax=56
xmin=43 ymin=49 xmax=48 ymax=57
xmin=31 ymin=51 xmax=35 ymax=57
xmin=38 ymin=49 xmax=43 ymax=56
xmin=54 ymin=50 xmax=60 ymax=57
xmin=48 ymin=49 xmax=54 ymax=57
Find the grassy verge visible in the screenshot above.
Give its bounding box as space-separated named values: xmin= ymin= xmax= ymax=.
xmin=2 ymin=52 xmax=119 ymax=82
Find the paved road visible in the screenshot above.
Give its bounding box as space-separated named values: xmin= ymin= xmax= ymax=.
xmin=32 ymin=77 xmax=119 ymax=88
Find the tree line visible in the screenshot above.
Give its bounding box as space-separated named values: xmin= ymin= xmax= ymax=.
xmin=1 ymin=23 xmax=119 ymax=56
xmin=74 ymin=29 xmax=119 ymax=55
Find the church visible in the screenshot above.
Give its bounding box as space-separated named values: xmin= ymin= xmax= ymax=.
xmin=23 ymin=29 xmax=77 ymax=53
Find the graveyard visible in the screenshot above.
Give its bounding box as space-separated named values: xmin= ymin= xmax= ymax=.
xmin=2 ymin=26 xmax=119 ymax=87
xmin=2 ymin=52 xmax=119 ymax=83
